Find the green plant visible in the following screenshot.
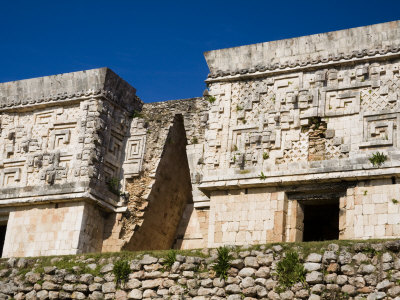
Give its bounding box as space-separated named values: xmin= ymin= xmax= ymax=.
xmin=263 ymin=152 xmax=269 ymax=160
xmin=369 ymin=89 xmax=372 ymax=94
xmin=113 ymin=260 xmax=130 ymax=287
xmin=259 ymin=172 xmax=266 ymax=180
xmin=236 ymin=105 xmax=243 ymax=111
xmin=271 ymin=94 xmax=276 ymax=103
xmin=369 ymin=152 xmax=387 ymax=167
xmin=232 ymin=145 xmax=238 ymax=152
xmin=392 ymin=198 xmax=399 ymax=204
xmin=107 ymin=177 xmax=120 ymax=195
xmin=212 ymin=246 xmax=233 ymax=279
xmin=130 ymin=110 xmax=143 ymax=118
xmin=275 ymin=251 xmax=306 ymax=292
xmin=206 ymin=96 xmax=216 ymax=103
xmin=191 ymin=137 xmax=198 ymax=144
xmin=239 ymin=169 xmax=250 ymax=174
xmin=241 ymin=119 xmax=247 ymax=124
xmin=364 ymin=190 xmax=368 ymax=196
xmin=164 ymin=250 xmax=177 ymax=269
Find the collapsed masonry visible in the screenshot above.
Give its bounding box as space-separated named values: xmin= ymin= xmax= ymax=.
xmin=1 ymin=20 xmax=400 ymax=257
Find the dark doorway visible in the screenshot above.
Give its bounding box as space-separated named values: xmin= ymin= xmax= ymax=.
xmin=302 ymin=200 xmax=339 ymax=241
xmin=0 ymin=225 xmax=7 ymax=257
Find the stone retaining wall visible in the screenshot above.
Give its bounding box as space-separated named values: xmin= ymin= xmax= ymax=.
xmin=1 ymin=240 xmax=400 ymax=300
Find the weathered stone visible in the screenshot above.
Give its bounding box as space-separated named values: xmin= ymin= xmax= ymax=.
xmin=36 ymin=290 xmax=49 ymax=300
xmin=376 ymin=279 xmax=393 ymax=290
xmin=127 ymin=289 xmax=143 ymax=300
xmin=100 ymin=264 xmax=114 ymax=274
xmin=42 ymin=282 xmax=60 ymax=291
xmin=213 ymin=278 xmax=225 ymax=288
xmin=359 ymin=264 xmax=376 ymax=274
xmin=367 ymin=292 xmax=386 ymax=300
xmin=169 ymin=285 xmax=185 ymax=295
xmin=140 ymin=255 xmax=158 ymax=265
xmin=102 ymin=282 xmax=116 ymax=293
xmin=89 ymin=291 xmax=105 ymax=300
xmin=304 ymin=263 xmax=321 ymax=272
xmin=322 ymin=251 xmax=337 ymax=263
xmin=280 ymin=290 xmax=294 ymax=300
xmin=306 ymin=271 xmax=323 ymax=284
xmin=341 ymin=284 xmax=356 ymax=296
xmin=244 ymin=257 xmax=259 ymax=268
xmin=267 ymin=290 xmax=280 ymax=300
xmin=306 ymin=254 xmax=322 ymax=263
xmin=255 ymin=266 xmax=270 ymax=278
xmin=142 ymin=289 xmax=157 ymax=298
xmin=388 ymin=286 xmax=400 ymax=297
xmin=48 ymin=291 xmax=59 ymax=300
xmin=225 ymin=284 xmax=241 ymax=294
xmin=240 ymin=277 xmax=255 ymax=289
xmin=142 ymin=279 xmax=163 ymax=289
xmin=238 ymin=268 xmax=255 ymax=277
xmin=352 ymin=253 xmax=369 ymax=265
xmin=80 ymin=274 xmax=94 ymax=284
xmin=71 ymin=291 xmax=86 ymax=299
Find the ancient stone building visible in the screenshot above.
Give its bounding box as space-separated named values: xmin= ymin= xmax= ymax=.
xmin=1 ymin=21 xmax=400 ymax=257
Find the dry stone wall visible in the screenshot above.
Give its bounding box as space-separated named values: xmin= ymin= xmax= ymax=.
xmin=1 ymin=240 xmax=400 ymax=300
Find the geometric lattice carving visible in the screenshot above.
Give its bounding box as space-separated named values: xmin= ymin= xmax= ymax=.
xmin=325 ymin=139 xmax=349 ymax=159
xmin=276 ymin=132 xmax=309 ymax=164
xmin=360 ymin=87 xmax=396 ymax=113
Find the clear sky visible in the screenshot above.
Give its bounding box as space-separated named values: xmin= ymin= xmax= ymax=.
xmin=0 ymin=0 xmax=399 ymax=103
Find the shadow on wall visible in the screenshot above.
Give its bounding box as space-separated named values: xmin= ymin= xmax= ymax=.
xmin=123 ymin=114 xmax=193 ymax=251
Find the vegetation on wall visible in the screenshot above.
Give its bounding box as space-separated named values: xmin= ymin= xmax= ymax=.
xmin=275 ymin=251 xmax=306 ymax=292
xmin=369 ymin=151 xmax=387 ymax=167
xmin=113 ymin=260 xmax=130 ymax=287
xmin=212 ymin=246 xmax=233 ymax=279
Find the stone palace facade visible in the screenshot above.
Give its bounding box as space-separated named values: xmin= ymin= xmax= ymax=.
xmin=1 ymin=21 xmax=400 ymax=257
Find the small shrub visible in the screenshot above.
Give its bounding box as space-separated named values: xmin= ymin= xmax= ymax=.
xmin=232 ymin=145 xmax=238 ymax=152
xmin=164 ymin=250 xmax=177 ymax=269
xmin=236 ymin=105 xmax=243 ymax=111
xmin=130 ymin=110 xmax=143 ymax=118
xmin=113 ymin=260 xmax=130 ymax=287
xmin=364 ymin=190 xmax=368 ymax=196
xmin=392 ymin=198 xmax=399 ymax=204
xmin=191 ymin=137 xmax=198 ymax=144
xmin=263 ymin=152 xmax=269 ymax=160
xmin=107 ymin=177 xmax=120 ymax=195
xmin=369 ymin=152 xmax=387 ymax=167
xmin=259 ymin=172 xmax=267 ymax=180
xmin=275 ymin=251 xmax=306 ymax=292
xmin=212 ymin=246 xmax=233 ymax=279
xmin=206 ymin=96 xmax=216 ymax=103
xmin=239 ymin=169 xmax=250 ymax=174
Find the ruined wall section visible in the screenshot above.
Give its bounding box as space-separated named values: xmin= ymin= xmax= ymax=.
xmin=103 ymin=98 xmax=210 ymax=251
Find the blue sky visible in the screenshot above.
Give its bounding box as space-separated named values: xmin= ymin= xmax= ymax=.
xmin=0 ymin=0 xmax=399 ymax=102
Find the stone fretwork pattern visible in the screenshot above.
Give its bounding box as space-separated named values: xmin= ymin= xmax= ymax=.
xmin=0 ymin=68 xmax=142 ymax=257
